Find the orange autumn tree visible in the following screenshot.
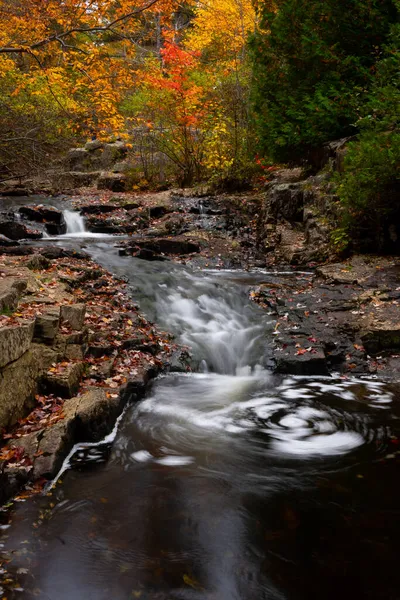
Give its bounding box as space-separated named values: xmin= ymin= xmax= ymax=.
xmin=124 ymin=0 xmax=258 ymax=187
xmin=127 ymin=40 xmax=207 ymax=186
xmin=0 ymin=0 xmax=183 ymax=178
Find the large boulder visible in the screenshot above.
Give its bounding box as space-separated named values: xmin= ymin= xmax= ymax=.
xmin=19 ymin=205 xmax=64 ymax=225
xmin=267 ymin=182 xmax=305 ymax=222
xmin=97 ymin=172 xmax=127 ymax=192
xmin=0 ymin=320 xmax=34 ymax=368
xmin=0 ymin=221 xmax=42 ymax=240
xmin=57 ymin=171 xmax=101 ymax=189
xmin=101 ymin=142 xmax=128 ymax=168
xmin=66 ymin=148 xmax=102 ymax=172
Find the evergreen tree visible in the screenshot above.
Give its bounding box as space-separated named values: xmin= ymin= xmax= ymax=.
xmin=250 ymin=0 xmax=397 ymax=161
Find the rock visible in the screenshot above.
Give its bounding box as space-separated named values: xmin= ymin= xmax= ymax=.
xmin=361 ymin=327 xmax=400 ymax=355
xmin=85 ymin=139 xmax=104 ymax=152
xmin=40 ymin=361 xmax=84 ymax=398
xmin=149 ymin=205 xmax=168 ymax=218
xmin=88 ymin=356 xmax=115 ymax=380
xmin=268 ymin=182 xmax=305 ymax=222
xmin=112 ymin=160 xmax=132 ymax=173
xmin=121 ymin=201 xmax=140 ymax=210
xmin=0 ymin=344 xmax=57 ymax=429
xmin=0 ymin=221 xmax=42 ymax=240
xmin=31 ymin=421 xmax=74 ymax=478
xmin=167 ymin=349 xmax=192 ymax=373
xmin=33 ymin=310 xmax=60 ymax=344
xmin=60 ymin=304 xmax=86 ymax=331
xmin=134 ymin=238 xmax=201 ymax=255
xmin=88 ymin=342 xmax=115 ymax=357
xmin=13 ymin=389 xmax=123 ymax=479
xmin=0 ymin=277 xmax=27 ymax=312
xmin=58 ymin=171 xmax=102 ymax=188
xmin=26 ymin=254 xmax=51 ymax=271
xmin=40 ymin=246 xmax=89 ymax=260
xmin=101 ymin=142 xmax=128 ymax=167
xmin=0 ymin=321 xmax=34 ymax=368
xmin=97 ymin=172 xmax=127 ymax=192
xmin=66 ymin=148 xmax=102 ymax=171
xmin=275 ymin=349 xmax=329 ymax=376
xmin=19 ymin=205 xmax=64 ymax=226
xmin=80 ymin=204 xmax=119 ymax=215
xmin=128 ymin=248 xmax=169 ymax=262
xmin=73 ymin=388 xmax=122 ymax=441
xmin=0 ymin=234 xmax=19 ymax=246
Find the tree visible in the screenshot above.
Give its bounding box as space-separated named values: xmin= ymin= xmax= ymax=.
xmin=250 ymin=0 xmax=397 ymax=162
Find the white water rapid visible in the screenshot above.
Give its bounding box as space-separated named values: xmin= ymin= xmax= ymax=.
xmin=63 ymin=209 xmax=86 ymax=234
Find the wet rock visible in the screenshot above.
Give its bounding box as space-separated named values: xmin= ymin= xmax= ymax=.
xmin=40 ymin=247 xmax=89 ymax=260
xmin=0 ymin=321 xmax=34 ymax=368
xmin=0 ymin=234 xmax=19 ymax=247
xmin=19 ymin=205 xmax=64 ymax=226
xmin=127 ymin=248 xmax=169 ymax=262
xmin=0 ymin=344 xmax=57 ymax=429
xmin=361 ymin=327 xmax=400 ymax=355
xmin=275 ymin=349 xmax=329 ymax=376
xmin=133 ymin=238 xmax=201 ymax=255
xmin=0 ymin=221 xmax=42 ymax=241
xmin=13 ymin=389 xmax=123 ymax=479
xmin=33 ymin=310 xmax=60 ymax=344
xmin=40 ymin=361 xmax=84 ymax=398
xmin=80 ymin=204 xmax=119 ymax=215
xmin=60 ymin=304 xmax=86 ymax=331
xmin=167 ymin=349 xmax=192 ymax=373
xmin=72 ymin=387 xmax=122 ymax=441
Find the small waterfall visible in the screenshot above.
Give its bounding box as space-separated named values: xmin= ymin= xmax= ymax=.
xmin=63 ymin=210 xmax=86 ymax=234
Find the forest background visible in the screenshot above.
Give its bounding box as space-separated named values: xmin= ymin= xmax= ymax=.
xmin=0 ymin=0 xmax=398 ymax=247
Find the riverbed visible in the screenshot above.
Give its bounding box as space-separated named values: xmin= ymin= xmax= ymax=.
xmin=1 ymin=205 xmax=400 ymax=600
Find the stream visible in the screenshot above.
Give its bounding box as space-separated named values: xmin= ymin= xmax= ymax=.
xmin=2 ymin=206 xmax=400 ymax=600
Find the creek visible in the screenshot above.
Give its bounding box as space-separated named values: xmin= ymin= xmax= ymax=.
xmin=2 ymin=207 xmax=400 ymax=600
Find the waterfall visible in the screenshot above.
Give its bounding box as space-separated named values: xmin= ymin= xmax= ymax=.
xmin=63 ymin=210 xmax=86 ymax=234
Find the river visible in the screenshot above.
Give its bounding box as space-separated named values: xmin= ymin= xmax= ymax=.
xmin=1 ymin=207 xmax=400 ymax=600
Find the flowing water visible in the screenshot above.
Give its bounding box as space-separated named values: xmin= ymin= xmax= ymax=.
xmin=2 ymin=216 xmax=400 ymax=600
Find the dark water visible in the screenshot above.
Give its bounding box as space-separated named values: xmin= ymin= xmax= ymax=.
xmin=2 ymin=238 xmax=400 ymax=600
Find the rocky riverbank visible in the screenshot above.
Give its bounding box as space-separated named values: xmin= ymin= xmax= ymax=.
xmin=0 ymin=247 xmax=188 ymax=505
xmin=0 ymin=179 xmax=399 ymax=505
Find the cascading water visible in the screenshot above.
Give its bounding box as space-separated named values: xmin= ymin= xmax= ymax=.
xmin=2 ymin=242 xmax=399 ymax=600
xmin=63 ymin=209 xmax=86 ymax=234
